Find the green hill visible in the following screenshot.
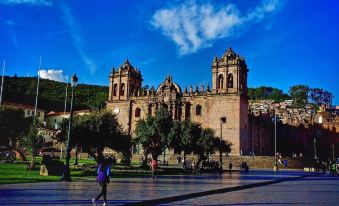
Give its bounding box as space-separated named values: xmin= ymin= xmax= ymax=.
xmin=1 ymin=76 xmax=108 ymax=112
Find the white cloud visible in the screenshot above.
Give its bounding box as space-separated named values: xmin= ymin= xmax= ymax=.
xmin=0 ymin=0 xmax=53 ymax=6
xmin=59 ymin=3 xmax=97 ymax=74
xmin=151 ymin=0 xmax=280 ymax=55
xmin=39 ymin=69 xmax=66 ymax=82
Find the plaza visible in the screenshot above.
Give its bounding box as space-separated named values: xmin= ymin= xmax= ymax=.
xmin=0 ymin=170 xmax=338 ymax=205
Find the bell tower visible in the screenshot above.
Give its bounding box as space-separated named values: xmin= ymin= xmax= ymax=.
xmin=212 ymin=47 xmax=248 ymax=96
xmin=108 ymin=59 xmax=143 ymax=101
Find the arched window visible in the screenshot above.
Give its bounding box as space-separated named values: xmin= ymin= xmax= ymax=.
xmin=113 ymin=84 xmax=118 ymax=96
xmin=196 ymin=104 xmax=202 ymax=116
xmin=227 ymin=74 xmax=233 ymax=88
xmin=135 ymin=108 xmax=141 ymax=118
xmin=162 ymin=103 xmax=168 ymax=110
xmin=185 ymin=103 xmax=191 ymax=120
xmin=131 ymin=85 xmax=135 ymax=96
xmin=120 ymin=83 xmax=125 ymax=96
xmin=218 ymin=74 xmax=224 ymax=89
xmin=177 ymin=104 xmax=182 ymax=121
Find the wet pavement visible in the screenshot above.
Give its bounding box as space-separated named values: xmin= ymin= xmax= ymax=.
xmin=160 ymin=174 xmax=339 ymax=206
xmin=0 ymin=170 xmax=333 ymax=206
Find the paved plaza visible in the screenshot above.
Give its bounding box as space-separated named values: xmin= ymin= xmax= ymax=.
xmin=0 ymin=170 xmax=338 ymax=205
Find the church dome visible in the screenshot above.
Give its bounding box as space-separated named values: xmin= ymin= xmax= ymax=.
xmin=156 ymin=76 xmax=182 ymax=102
xmin=156 ymin=75 xmax=182 ymax=94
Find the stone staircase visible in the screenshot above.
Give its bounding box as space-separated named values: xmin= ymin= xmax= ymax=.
xmin=220 ymin=156 xmax=304 ymax=169
xmin=132 ymin=154 xmax=304 ymax=169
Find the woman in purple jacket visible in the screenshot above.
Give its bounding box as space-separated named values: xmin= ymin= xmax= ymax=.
xmin=92 ymin=159 xmax=111 ymax=206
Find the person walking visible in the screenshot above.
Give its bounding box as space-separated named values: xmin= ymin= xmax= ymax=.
xmin=150 ymin=157 xmax=158 ymax=179
xmin=92 ymin=159 xmax=111 ymax=206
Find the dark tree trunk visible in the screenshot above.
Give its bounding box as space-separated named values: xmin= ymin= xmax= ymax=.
xmin=219 ymin=149 xmax=223 ymax=164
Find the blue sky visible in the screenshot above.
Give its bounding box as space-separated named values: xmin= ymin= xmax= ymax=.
xmin=0 ymin=0 xmax=338 ymax=104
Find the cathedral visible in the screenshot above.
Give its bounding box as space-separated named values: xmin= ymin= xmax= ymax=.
xmin=106 ymin=47 xmax=249 ymax=155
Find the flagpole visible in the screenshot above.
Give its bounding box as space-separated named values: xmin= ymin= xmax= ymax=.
xmin=34 ymin=56 xmax=42 ymax=122
xmin=0 ymin=60 xmax=5 ymax=106
xmin=64 ymin=75 xmax=69 ymax=115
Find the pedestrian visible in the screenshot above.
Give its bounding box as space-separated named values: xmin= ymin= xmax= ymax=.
xmin=191 ymin=160 xmax=196 ymax=174
xmin=229 ymin=162 xmax=233 ymax=171
xmin=244 ymin=162 xmax=249 ymax=172
xmin=92 ymin=159 xmax=111 ymax=206
xmin=322 ymin=161 xmax=326 ymax=174
xmin=176 ymin=155 xmax=180 ymax=164
xmin=150 ymin=157 xmax=158 ymax=179
xmin=330 ymin=161 xmax=337 ymax=176
xmin=283 ymin=159 xmax=288 ymax=168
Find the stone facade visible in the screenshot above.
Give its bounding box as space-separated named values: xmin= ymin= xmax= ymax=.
xmin=106 ymin=47 xmax=249 ymax=155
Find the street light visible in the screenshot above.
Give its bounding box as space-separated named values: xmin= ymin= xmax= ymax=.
xmin=272 ymin=108 xmax=278 ymax=171
xmin=313 ymin=138 xmax=317 ymax=159
xmin=219 ymin=117 xmax=226 ymax=169
xmin=61 ymin=73 xmax=78 ymax=181
xmin=332 ymin=144 xmax=335 ymax=160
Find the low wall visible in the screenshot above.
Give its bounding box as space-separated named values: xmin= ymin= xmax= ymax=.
xmin=132 ymin=154 xmax=304 ymax=169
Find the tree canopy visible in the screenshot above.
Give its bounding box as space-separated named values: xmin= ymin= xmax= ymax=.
xmin=57 ymin=110 xmax=131 ymax=164
xmin=136 ymin=113 xmax=232 ymax=167
xmin=248 ymin=86 xmax=290 ymax=102
xmin=289 ymin=85 xmax=309 ymax=107
xmin=134 ymin=108 xmax=173 ymax=160
xmin=249 ymin=85 xmax=333 ymax=107
xmin=2 ymin=76 xmax=108 ymax=111
xmin=0 ymin=107 xmax=32 ymax=160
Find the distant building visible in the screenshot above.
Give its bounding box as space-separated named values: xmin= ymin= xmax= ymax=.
xmin=45 ymin=110 xmax=90 ymax=129
xmin=107 ymin=47 xmax=249 ymax=155
xmin=3 ymin=101 xmax=45 ymax=122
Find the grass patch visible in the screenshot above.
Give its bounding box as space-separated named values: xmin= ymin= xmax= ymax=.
xmin=0 ymin=161 xmax=188 ymax=184
xmin=0 ymin=163 xmax=60 ymax=184
xmin=0 ymin=162 xmax=97 ymax=184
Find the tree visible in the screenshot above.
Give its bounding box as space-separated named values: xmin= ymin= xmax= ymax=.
xmin=289 ymin=85 xmax=309 ymax=107
xmin=58 ymin=110 xmax=131 ymax=164
xmin=135 ymin=108 xmax=173 ymax=164
xmin=309 ymin=88 xmax=333 ymax=107
xmin=3 ymin=76 xmax=108 ymax=112
xmin=214 ymin=138 xmax=232 ymax=165
xmin=195 ymin=128 xmax=216 ymax=166
xmin=180 ymin=120 xmax=202 ymax=161
xmin=168 ymin=120 xmax=183 ymax=154
xmin=0 ymin=107 xmax=31 ymax=161
xmin=24 ymin=123 xmax=42 ymax=169
xmin=248 ymin=86 xmax=290 ymax=102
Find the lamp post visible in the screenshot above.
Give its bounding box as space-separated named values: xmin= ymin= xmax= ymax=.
xmin=332 ymin=144 xmax=335 ymax=160
xmin=273 ymin=108 xmax=278 ymax=171
xmin=61 ymin=73 xmax=78 ymax=181
xmin=219 ymin=117 xmax=226 ymax=168
xmin=313 ymin=138 xmax=317 ymax=159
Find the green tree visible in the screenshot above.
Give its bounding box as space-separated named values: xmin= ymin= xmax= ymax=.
xmin=24 ymin=124 xmax=42 ymax=169
xmin=0 ymin=107 xmax=31 ymax=161
xmin=195 ymin=128 xmax=216 ymax=166
xmin=289 ymin=85 xmax=309 ymax=107
xmin=168 ymin=120 xmax=183 ymax=154
xmin=3 ymin=76 xmax=108 ymax=111
xmin=214 ymin=138 xmax=232 ymax=165
xmin=58 ymin=110 xmax=131 ymax=164
xmin=249 ymin=86 xmax=289 ymax=102
xmin=309 ymin=88 xmax=333 ymax=107
xmin=180 ymin=120 xmax=202 ymax=161
xmin=135 ymin=108 xmax=173 ymax=163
